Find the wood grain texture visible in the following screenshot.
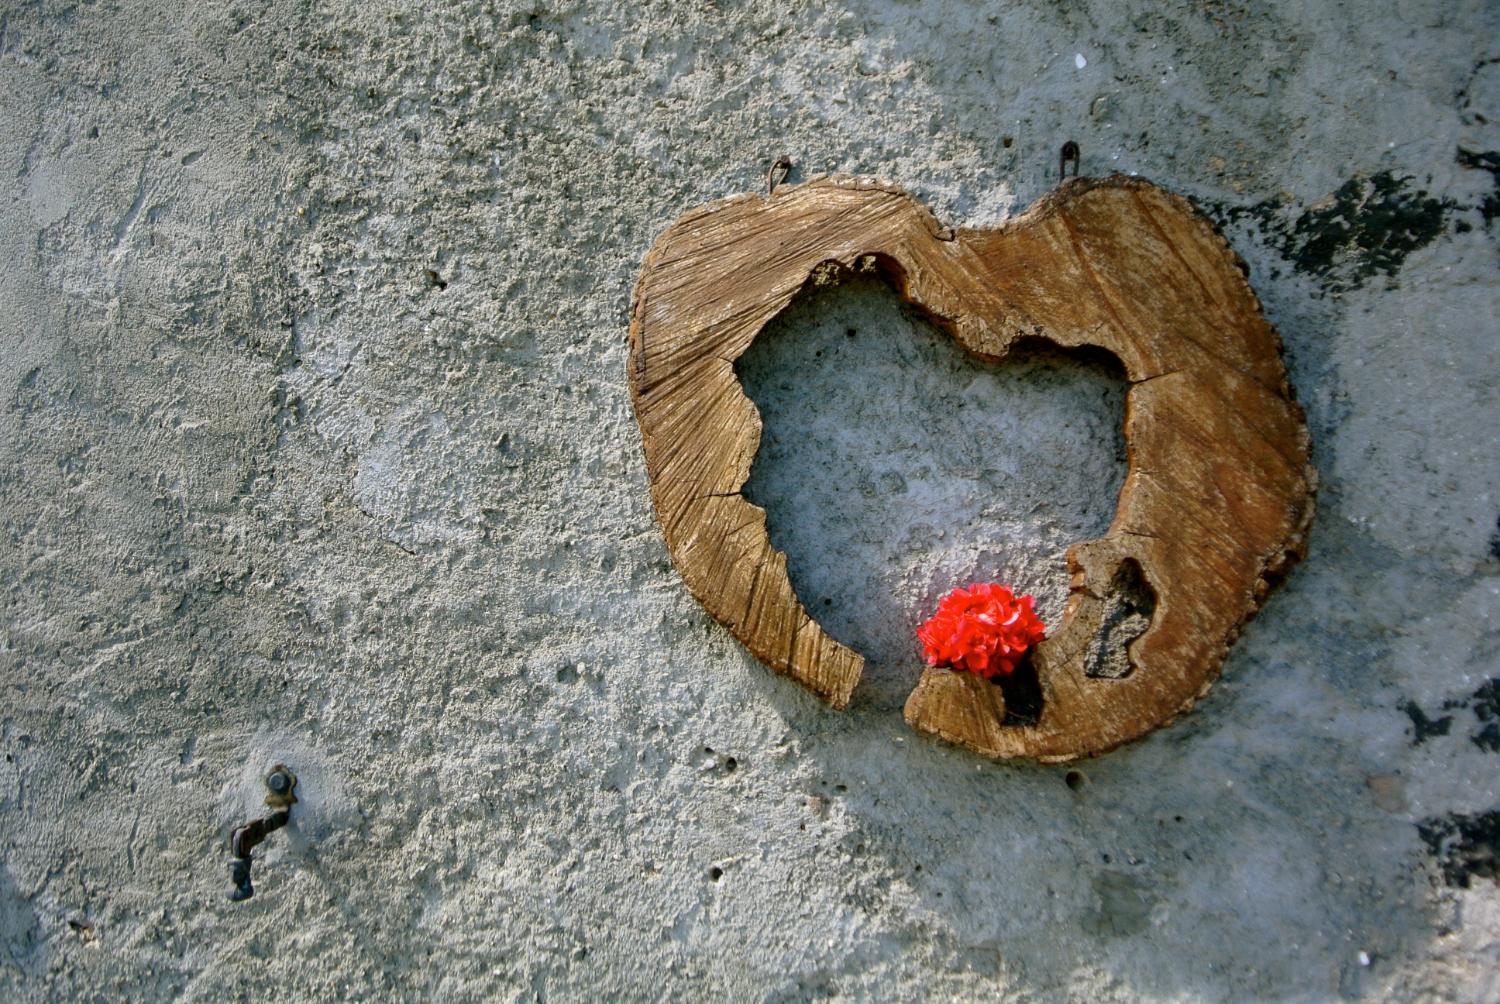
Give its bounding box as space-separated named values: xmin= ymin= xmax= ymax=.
xmin=628 ymin=174 xmax=1314 ymax=757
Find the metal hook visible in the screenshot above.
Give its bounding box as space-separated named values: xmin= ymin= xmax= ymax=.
xmin=1059 ymin=141 xmax=1081 ymax=181
xmin=228 ymin=764 xmax=298 ymax=902
xmin=766 ymin=155 xmax=792 ymax=195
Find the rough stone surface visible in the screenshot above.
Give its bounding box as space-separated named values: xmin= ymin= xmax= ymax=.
xmin=1 ymin=0 xmax=1497 ymax=1000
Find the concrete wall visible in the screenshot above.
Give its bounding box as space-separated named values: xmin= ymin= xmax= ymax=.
xmin=2 ymin=1 xmax=1497 ymax=999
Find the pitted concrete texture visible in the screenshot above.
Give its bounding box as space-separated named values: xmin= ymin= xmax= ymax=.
xmin=2 ymin=1 xmax=1498 ymax=1000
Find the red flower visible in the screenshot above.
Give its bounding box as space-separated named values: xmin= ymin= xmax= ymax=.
xmin=916 ymin=583 xmax=1047 ymax=678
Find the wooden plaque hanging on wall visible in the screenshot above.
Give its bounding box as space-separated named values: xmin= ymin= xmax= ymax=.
xmin=628 ymin=173 xmax=1314 ymax=762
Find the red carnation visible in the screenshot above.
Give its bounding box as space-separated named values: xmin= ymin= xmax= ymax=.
xmin=916 ymin=583 xmax=1047 ymax=678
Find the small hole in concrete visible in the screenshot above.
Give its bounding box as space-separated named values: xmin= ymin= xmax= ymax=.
xmin=1065 ymin=770 xmax=1087 ymax=791
xmin=724 ymin=756 xmax=738 ymax=772
xmin=708 ymin=866 xmax=724 ymax=882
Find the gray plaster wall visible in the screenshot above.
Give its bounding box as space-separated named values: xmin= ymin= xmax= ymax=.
xmin=2 ymin=0 xmax=1498 ymax=1000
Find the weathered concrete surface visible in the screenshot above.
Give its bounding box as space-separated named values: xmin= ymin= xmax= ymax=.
xmin=1 ymin=0 xmax=1497 ymax=999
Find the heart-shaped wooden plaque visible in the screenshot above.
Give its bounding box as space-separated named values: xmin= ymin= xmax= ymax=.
xmin=628 ymin=174 xmax=1314 ymax=762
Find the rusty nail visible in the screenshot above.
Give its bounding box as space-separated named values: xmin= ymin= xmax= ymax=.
xmin=1059 ymin=141 xmax=1081 ymax=181
xmin=766 ymin=155 xmax=792 ymax=195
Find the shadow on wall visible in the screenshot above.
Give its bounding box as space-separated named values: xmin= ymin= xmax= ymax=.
xmin=734 ymin=271 xmax=1129 ymax=710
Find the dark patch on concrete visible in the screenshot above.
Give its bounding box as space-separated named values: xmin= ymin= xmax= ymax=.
xmin=1470 ymin=679 xmax=1500 ymax=718
xmin=1399 ymin=699 xmax=1453 ymax=746
xmin=1489 ymin=514 xmax=1500 ymax=563
xmin=1456 ymin=147 xmax=1500 ymax=225
xmin=1427 ymin=677 xmax=1500 ymax=752
xmin=1277 ymin=173 xmax=1452 ymax=288
xmin=1466 ymin=678 xmax=1500 ymax=753
xmin=1212 ymin=171 xmax=1456 ymax=292
xmin=1418 ymin=808 xmax=1500 ymax=888
xmin=1455 ymin=148 xmax=1500 ymax=171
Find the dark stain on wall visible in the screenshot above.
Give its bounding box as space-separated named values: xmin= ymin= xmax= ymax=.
xmin=1466 ymin=679 xmax=1500 ymax=754
xmin=1418 ymin=809 xmax=1500 ymax=889
xmin=1213 ymin=171 xmax=1456 ymax=293
xmin=1398 ymin=678 xmax=1500 ymax=751
xmin=1399 ymin=699 xmax=1453 ymax=746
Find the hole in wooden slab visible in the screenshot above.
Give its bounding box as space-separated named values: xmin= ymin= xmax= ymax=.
xmin=998 ymin=652 xmax=1045 ymax=726
xmin=1084 ymin=558 xmax=1158 ymax=679
xmin=735 ymin=266 xmax=1128 ymax=710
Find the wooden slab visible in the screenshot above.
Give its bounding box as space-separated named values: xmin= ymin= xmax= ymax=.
xmin=628 ymin=174 xmax=1315 ymax=759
